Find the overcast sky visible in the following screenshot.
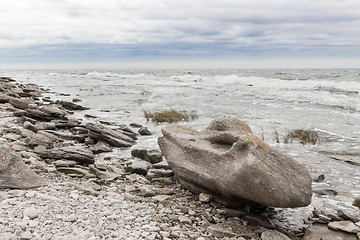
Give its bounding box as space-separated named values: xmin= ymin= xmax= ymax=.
xmin=1 ymin=0 xmax=360 ymax=68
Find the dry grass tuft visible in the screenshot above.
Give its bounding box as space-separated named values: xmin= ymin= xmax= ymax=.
xmin=144 ymin=109 xmax=198 ymax=123
xmin=284 ymin=129 xmax=319 ymax=145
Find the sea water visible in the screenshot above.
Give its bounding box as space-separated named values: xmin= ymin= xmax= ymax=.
xmin=2 ymin=68 xmax=360 ymax=223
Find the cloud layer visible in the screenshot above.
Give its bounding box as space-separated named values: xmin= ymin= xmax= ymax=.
xmin=1 ymin=0 xmax=360 ymax=64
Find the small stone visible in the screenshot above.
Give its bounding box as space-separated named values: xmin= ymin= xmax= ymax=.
xmin=21 ymin=230 xmax=33 ymax=240
xmin=147 ymin=150 xmax=163 ymax=164
xmin=34 ymin=145 xmax=47 ymax=153
xmin=353 ymin=197 xmax=360 ymax=208
xmin=28 ymin=220 xmax=38 ymax=228
xmin=0 ymin=192 xmax=9 ymax=200
xmin=25 ymin=191 xmax=36 ymax=198
xmin=11 ymin=144 xmax=28 ymax=152
xmin=199 ymin=193 xmax=212 ymax=203
xmin=178 ymin=215 xmax=192 ymax=224
xmin=62 ymin=214 xmax=78 ymax=222
xmin=127 ymin=160 xmax=150 ymax=176
xmin=140 ymin=186 xmax=156 ymax=197
xmin=130 ymin=123 xmax=143 ymax=128
xmin=23 ymin=207 xmax=39 ymax=219
xmin=152 ymin=195 xmax=171 ymax=204
xmin=138 ymin=127 xmax=152 ymax=135
xmin=328 ymin=221 xmax=360 ymax=234
xmin=146 ymin=169 xmax=173 ymax=180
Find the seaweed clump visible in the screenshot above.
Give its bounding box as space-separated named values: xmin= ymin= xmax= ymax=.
xmin=284 ymin=129 xmax=319 ymax=145
xmin=144 ymin=109 xmax=198 ymax=123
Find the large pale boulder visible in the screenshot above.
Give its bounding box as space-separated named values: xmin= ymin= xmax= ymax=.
xmin=158 ymin=117 xmax=312 ymax=208
xmin=0 ymin=145 xmax=46 ymax=189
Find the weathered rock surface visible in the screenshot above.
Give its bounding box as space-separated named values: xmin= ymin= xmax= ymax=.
xmin=40 ymin=146 xmax=94 ymax=164
xmin=86 ymin=122 xmax=135 ymax=147
xmin=328 ymin=221 xmax=360 ymax=233
xmin=303 ymin=223 xmax=358 ymax=240
xmin=158 ymin=117 xmax=312 ymax=208
xmin=0 ymin=145 xmax=46 ymax=189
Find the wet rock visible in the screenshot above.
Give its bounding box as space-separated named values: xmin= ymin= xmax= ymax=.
xmin=131 ymin=148 xmax=149 ymax=160
xmin=86 ymin=122 xmax=135 ymax=147
xmin=90 ymin=141 xmax=113 ymax=154
xmin=328 ymin=221 xmax=360 ymax=234
xmin=130 ymin=123 xmax=143 ymax=128
xmin=131 ymin=148 xmax=163 ymax=164
xmin=56 ymin=100 xmax=89 ymax=110
xmin=138 ymin=127 xmax=152 ymax=135
xmin=40 ymin=146 xmax=95 ymax=164
xmin=126 ymin=159 xmax=150 ymax=176
xmin=312 ymin=174 xmax=325 ymax=182
xmin=158 ymin=117 xmax=312 ymax=208
xmin=353 ymin=197 xmax=360 ymax=208
xmin=260 ymin=230 xmax=291 ymax=240
xmin=118 ymin=126 xmax=138 ymax=140
xmin=313 ymin=186 xmax=338 ymax=196
xmin=147 ymin=150 xmax=163 ymax=164
xmin=0 ymin=145 xmax=46 ymax=189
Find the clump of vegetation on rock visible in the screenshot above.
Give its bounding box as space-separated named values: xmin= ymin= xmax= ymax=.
xmin=284 ymin=129 xmax=319 ymax=145
xmin=143 ymin=109 xmax=198 ymax=123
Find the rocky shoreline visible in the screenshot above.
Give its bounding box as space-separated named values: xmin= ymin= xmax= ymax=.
xmin=1 ymin=76 xmax=360 ymax=240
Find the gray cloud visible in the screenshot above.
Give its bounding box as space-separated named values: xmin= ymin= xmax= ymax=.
xmin=0 ymin=0 xmax=360 ymax=63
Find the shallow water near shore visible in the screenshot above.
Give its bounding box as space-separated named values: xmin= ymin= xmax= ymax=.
xmin=2 ymin=68 xmax=360 ymax=231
